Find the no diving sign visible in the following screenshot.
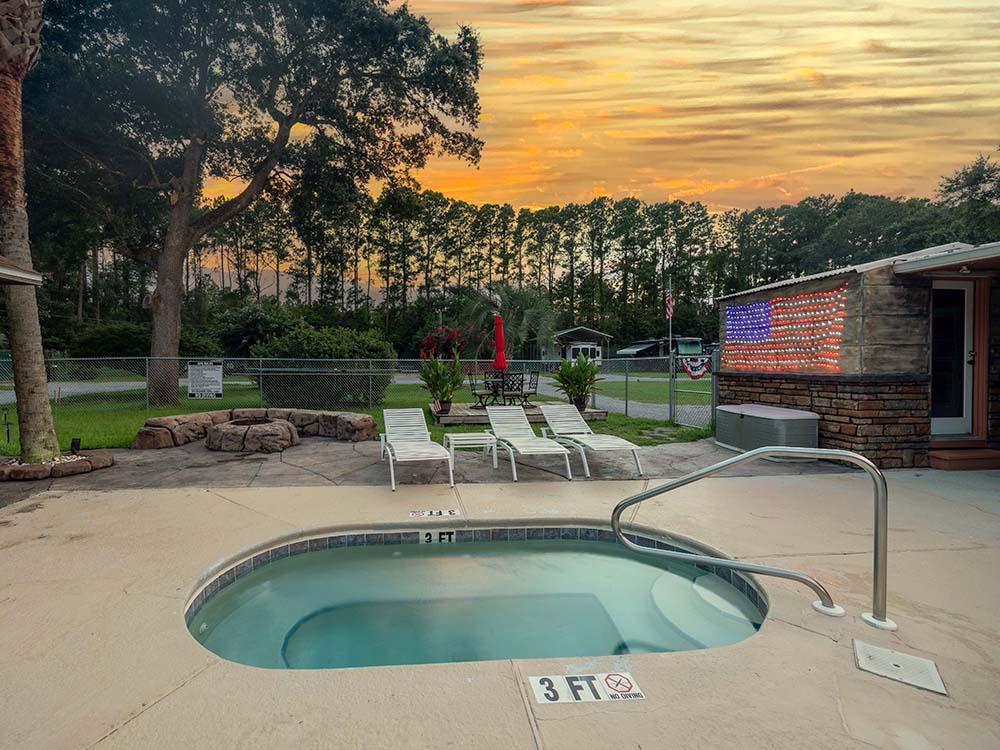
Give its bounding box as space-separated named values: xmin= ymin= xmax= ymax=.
xmin=528 ymin=673 xmax=645 ymax=704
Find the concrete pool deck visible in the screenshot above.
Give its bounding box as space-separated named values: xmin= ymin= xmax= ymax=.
xmin=0 ymin=437 xmax=846 ymax=509
xmin=0 ymin=469 xmax=997 ymax=748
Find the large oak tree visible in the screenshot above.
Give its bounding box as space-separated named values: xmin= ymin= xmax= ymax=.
xmin=30 ymin=0 xmax=482 ymax=403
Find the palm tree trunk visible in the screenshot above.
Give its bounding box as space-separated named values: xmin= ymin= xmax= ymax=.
xmin=0 ymin=67 xmax=59 ymax=463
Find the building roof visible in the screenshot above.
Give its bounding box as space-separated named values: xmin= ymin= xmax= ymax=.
xmin=615 ymin=344 xmax=654 ymax=356
xmin=0 ymin=257 xmax=43 ymax=286
xmin=615 ymin=337 xmax=700 ymax=356
xmin=893 ymin=240 xmax=1000 ymax=274
xmin=714 ymin=241 xmax=983 ymax=302
xmin=552 ymin=326 xmax=613 ymax=341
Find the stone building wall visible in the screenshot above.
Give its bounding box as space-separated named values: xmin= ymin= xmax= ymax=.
xmin=716 ymin=266 xmax=936 ymax=468
xmin=989 ymin=280 xmax=1000 ymax=450
xmin=716 ymin=373 xmax=931 ymax=468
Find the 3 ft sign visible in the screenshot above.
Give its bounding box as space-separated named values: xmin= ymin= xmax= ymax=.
xmin=528 ymin=673 xmax=645 ymax=704
xmin=420 ymin=530 xmax=457 ymax=544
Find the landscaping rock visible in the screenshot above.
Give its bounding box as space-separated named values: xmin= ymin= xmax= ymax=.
xmin=131 ymin=426 xmax=175 ymax=450
xmin=170 ymin=412 xmax=213 ymax=445
xmin=9 ymin=463 xmax=51 ymax=481
xmin=317 ymin=412 xmax=342 ymax=437
xmin=0 ymin=461 xmax=16 ymax=480
xmin=207 ymin=409 xmax=233 ymax=424
xmin=80 ymin=450 xmax=114 ymax=470
xmin=242 ymin=419 xmax=297 ymax=453
xmin=288 ymin=410 xmax=321 ymax=431
xmin=232 ymin=408 xmax=268 ymax=420
xmin=132 ymin=407 xmax=375 ymax=450
xmin=337 ymin=413 xmax=378 ymax=442
xmin=206 ymin=424 xmax=249 ymax=452
xmin=276 ymin=420 xmax=301 ymax=446
xmin=50 ymin=458 xmax=92 ymax=478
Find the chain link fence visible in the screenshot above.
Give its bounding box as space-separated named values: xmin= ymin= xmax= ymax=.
xmin=0 ymin=354 xmax=717 ymax=449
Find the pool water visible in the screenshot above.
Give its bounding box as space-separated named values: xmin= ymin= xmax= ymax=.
xmin=189 ymin=540 xmax=763 ymax=669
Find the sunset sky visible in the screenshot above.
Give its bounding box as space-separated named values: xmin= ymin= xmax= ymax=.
xmin=404 ymin=0 xmax=999 ymax=210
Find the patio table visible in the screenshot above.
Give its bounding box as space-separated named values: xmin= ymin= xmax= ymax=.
xmin=443 ymin=432 xmax=498 ymax=469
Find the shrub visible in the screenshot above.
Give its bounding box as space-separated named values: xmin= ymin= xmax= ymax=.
xmin=179 ymin=327 xmax=221 ymax=357
xmin=69 ymin=321 xmax=149 ymax=358
xmin=250 ymin=325 xmax=396 ymax=408
xmin=418 ymin=325 xmax=466 ymax=359
xmin=251 ymin=325 xmax=396 ymax=361
xmin=215 ymin=300 xmax=300 ymax=357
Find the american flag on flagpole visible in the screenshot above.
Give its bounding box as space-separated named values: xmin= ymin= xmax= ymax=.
xmin=664 ymin=289 xmax=674 ymax=319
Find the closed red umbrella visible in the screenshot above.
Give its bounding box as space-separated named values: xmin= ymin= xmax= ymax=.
xmin=492 ymin=314 xmax=507 ymax=371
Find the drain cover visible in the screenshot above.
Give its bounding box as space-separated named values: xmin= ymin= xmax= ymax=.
xmin=853 ymin=640 xmax=947 ymax=695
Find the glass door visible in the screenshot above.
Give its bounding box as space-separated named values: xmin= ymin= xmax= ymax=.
xmin=930 ymin=281 xmax=974 ymax=436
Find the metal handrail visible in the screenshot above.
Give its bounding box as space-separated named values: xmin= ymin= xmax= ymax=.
xmin=611 ymin=446 xmax=897 ymax=630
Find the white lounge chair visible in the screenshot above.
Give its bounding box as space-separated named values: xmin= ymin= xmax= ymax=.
xmin=380 ymin=408 xmax=453 ymax=491
xmin=486 ymin=406 xmax=572 ymax=481
xmin=540 ymin=403 xmax=643 ymax=478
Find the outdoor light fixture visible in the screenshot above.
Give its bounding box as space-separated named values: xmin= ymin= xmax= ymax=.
xmin=959 ymin=265 xmax=970 ymax=274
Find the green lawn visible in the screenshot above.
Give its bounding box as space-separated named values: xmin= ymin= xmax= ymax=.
xmin=598 ymin=377 xmax=712 ymax=405
xmin=0 ymin=382 xmax=706 ymax=455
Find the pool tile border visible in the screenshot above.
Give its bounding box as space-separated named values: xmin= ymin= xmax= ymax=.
xmin=185 ymin=526 xmax=770 ymax=625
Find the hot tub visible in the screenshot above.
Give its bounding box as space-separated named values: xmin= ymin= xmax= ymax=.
xmin=186 ymin=526 xmax=767 ymax=669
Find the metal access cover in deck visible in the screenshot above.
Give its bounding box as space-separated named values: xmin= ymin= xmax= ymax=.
xmin=853 ymin=640 xmax=947 ymax=695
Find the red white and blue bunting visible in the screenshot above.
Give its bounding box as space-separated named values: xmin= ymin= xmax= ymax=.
xmin=680 ymin=356 xmax=712 ymax=380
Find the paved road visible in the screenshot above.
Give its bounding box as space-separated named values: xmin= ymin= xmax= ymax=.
xmin=535 ymin=378 xmax=712 ymax=428
xmin=0 ymin=380 xmax=147 ymax=405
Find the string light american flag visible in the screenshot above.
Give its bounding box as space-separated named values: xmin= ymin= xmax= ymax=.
xmin=721 ymin=284 xmax=848 ymax=372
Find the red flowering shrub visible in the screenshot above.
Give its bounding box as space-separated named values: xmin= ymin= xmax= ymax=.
xmin=419 ymin=325 xmax=466 ymax=359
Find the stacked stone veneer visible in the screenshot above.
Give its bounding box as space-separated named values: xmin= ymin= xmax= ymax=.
xmin=716 ymin=372 xmax=931 ymax=468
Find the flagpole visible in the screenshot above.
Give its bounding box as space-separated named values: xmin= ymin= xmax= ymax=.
xmin=668 ymin=274 xmax=673 ymax=355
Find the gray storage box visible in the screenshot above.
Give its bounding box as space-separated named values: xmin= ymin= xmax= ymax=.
xmin=716 ymin=404 xmax=819 ymax=453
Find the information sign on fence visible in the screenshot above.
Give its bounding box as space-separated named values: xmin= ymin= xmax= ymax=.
xmin=187 ymin=361 xmax=224 ymax=399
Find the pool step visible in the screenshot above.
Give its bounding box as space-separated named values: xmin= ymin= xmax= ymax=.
xmin=928 ymin=448 xmax=1000 ymax=471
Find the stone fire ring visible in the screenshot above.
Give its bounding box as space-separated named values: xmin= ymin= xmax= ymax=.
xmin=206 ymin=417 xmax=301 ymax=454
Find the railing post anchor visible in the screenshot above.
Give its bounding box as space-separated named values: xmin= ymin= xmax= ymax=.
xmin=861 ymin=612 xmax=898 ymax=631
xmin=812 ymin=601 xmax=846 ymax=617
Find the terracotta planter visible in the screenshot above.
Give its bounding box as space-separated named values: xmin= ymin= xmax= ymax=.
xmin=437 ymin=400 xmax=453 ymax=415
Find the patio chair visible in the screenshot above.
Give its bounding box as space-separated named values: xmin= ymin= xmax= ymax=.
xmin=486 ymin=405 xmax=572 ymax=481
xmin=501 ymin=372 xmax=524 ymax=405
xmin=539 ymin=403 xmax=643 ymax=478
xmin=520 ymin=371 xmax=540 ymax=406
xmin=469 ymin=372 xmax=496 ymax=408
xmin=380 ymin=408 xmax=453 ymax=491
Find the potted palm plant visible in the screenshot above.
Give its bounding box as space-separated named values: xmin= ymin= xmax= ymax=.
xmin=419 ymin=356 xmax=465 ymax=414
xmin=552 ymin=354 xmax=603 ymax=411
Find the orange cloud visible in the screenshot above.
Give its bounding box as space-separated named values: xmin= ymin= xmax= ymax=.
xmin=208 ymin=1 xmax=1000 ymax=210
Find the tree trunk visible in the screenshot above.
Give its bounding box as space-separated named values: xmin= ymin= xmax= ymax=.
xmin=91 ymin=245 xmax=100 ymax=320
xmin=0 ymin=69 xmax=59 ymax=463
xmin=148 ymin=235 xmax=186 ymax=406
xmin=76 ymin=262 xmax=84 ymax=321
